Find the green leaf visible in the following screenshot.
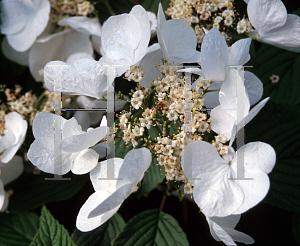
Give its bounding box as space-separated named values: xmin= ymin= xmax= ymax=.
xmin=115 ymin=137 xmax=134 ymax=159
xmin=136 ymin=158 xmax=165 ymax=198
xmin=30 ymin=206 xmax=76 ymax=246
xmin=249 ymin=43 xmax=300 ymax=105
xmin=71 ymin=213 xmax=125 ymax=246
xmin=0 ymin=212 xmax=39 ymax=246
xmin=245 ymin=102 xmax=300 ymax=212
xmin=5 ymin=166 xmax=88 ymax=212
xmin=112 ymin=209 xmax=189 ymax=246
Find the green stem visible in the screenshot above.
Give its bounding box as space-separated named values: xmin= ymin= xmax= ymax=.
xmin=102 ymin=0 xmax=116 ymax=16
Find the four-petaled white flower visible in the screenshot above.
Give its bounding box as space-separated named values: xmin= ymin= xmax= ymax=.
xmin=27 ymin=112 xmax=108 ymax=175
xmin=182 ymin=141 xmax=276 ymax=217
xmin=210 ymin=69 xmax=269 ymax=142
xmin=246 ymin=0 xmax=300 ymax=52
xmin=76 ymin=147 xmax=151 ymax=232
xmin=0 ymin=112 xmax=27 ymax=163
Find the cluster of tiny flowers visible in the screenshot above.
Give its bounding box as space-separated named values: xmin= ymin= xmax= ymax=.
xmin=49 ymin=0 xmax=95 ymax=23
xmin=2 ymin=86 xmax=73 ymax=125
xmin=5 ymin=87 xmax=37 ymax=119
xmin=125 ymin=66 xmax=144 ymax=83
xmin=166 ymin=0 xmax=251 ymax=44
xmin=118 ymin=61 xmax=230 ymax=195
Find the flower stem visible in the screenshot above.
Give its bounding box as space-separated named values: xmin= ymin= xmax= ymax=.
xmin=102 ymin=0 xmax=116 ymax=16
xmin=159 ymin=192 xmax=167 ymax=211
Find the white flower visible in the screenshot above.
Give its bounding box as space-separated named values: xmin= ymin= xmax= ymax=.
xmin=0 ymin=112 xmax=27 ymax=163
xmin=246 ymin=0 xmax=300 ymax=52
xmin=76 ymin=148 xmax=151 ymax=232
xmin=181 ymin=140 xmax=276 ymax=217
xmin=156 ymin=3 xmax=200 ymax=64
xmin=3 ymin=16 xmax=102 ymax=82
xmin=99 ymin=5 xmax=150 ymax=77
xmin=209 ymin=69 xmax=269 ymax=141
xmin=131 ymin=97 xmax=142 ymax=110
xmin=180 ymin=28 xmax=263 ymax=108
xmin=206 ymin=214 xmax=254 ymax=246
xmin=27 ymin=112 xmax=108 ymax=175
xmin=0 ymin=155 xmax=24 ymax=211
xmin=1 ymin=0 xmax=50 ymax=52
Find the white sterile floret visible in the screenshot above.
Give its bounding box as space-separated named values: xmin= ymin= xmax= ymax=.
xmin=210 ymin=69 xmax=269 ymax=141
xmin=0 ymin=112 xmax=27 ymax=163
xmin=27 ymin=112 xmax=108 ymax=175
xmin=156 ymin=3 xmax=201 ymax=64
xmin=99 ymin=5 xmax=150 ymax=77
xmin=180 ymin=28 xmax=263 ymax=107
xmin=0 ymin=0 xmax=50 ymax=52
xmin=0 ymin=156 xmax=24 ymax=211
xmin=206 ymin=214 xmax=254 ymax=246
xmin=147 ymin=11 xmax=157 ymax=34
xmin=181 ymin=141 xmax=276 ymax=217
xmin=246 ymin=0 xmax=300 ymax=52
xmin=76 ymin=148 xmax=151 ymax=232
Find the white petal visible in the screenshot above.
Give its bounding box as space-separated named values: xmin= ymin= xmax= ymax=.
xmin=71 ymin=149 xmax=99 ymax=174
xmin=0 ymin=180 xmax=5 ymax=211
xmin=98 ymin=56 xmax=130 ymax=77
xmin=210 ymin=105 xmax=235 ymax=140
xmin=247 ymin=0 xmax=287 ymax=35
xmin=101 ymin=13 xmax=141 ymax=64
xmin=160 ymin=19 xmax=197 ymax=61
xmin=1 ymin=0 xmax=27 ymax=35
xmin=1 ymin=112 xmax=27 ymax=163
xmin=157 ymin=3 xmax=166 ymax=30
xmin=66 ymin=52 xmax=94 ymax=66
xmin=138 ymin=43 xmax=163 ymax=88
xmin=0 ymin=132 xmax=15 ymax=153
xmin=201 ymin=28 xmax=228 ymax=82
xmin=32 ymin=112 xmax=66 ymax=139
xmin=210 ymin=214 xmax=241 ymax=229
xmin=91 ymin=141 xmax=113 ymax=159
xmin=235 ymin=142 xmax=276 ymax=174
xmin=58 ymin=17 xmax=101 ymax=37
xmin=129 ymin=5 xmax=150 ymax=64
xmin=203 ymin=83 xmax=221 ymax=109
xmin=5 ymin=0 xmax=50 ymax=52
xmin=76 ymin=184 xmax=132 ymax=232
xmin=44 ymin=59 xmax=111 ymax=99
xmin=117 ymin=148 xmax=152 ymax=186
xmin=194 ymin=168 xmax=244 ymax=217
xmin=29 ymin=30 xmax=93 ymax=81
xmin=90 ymin=158 xmax=124 ymax=192
xmin=233 ymin=170 xmax=270 ymax=215
xmin=27 ymin=137 xmax=73 ymax=175
xmin=62 ymin=126 xmax=108 ymax=152
xmin=181 ymin=141 xmax=228 ymax=184
xmin=219 ymin=69 xmax=250 ymax=119
xmin=0 ymin=192 xmax=9 ymax=212
xmin=229 ymin=38 xmax=251 ymax=66
xmin=0 ymin=156 xmax=23 ymax=185
xmin=260 ymin=14 xmax=300 ymax=52
xmin=208 ymin=216 xmax=254 ymax=245
xmin=177 ymin=68 xmax=204 ymax=76
xmin=1 ymin=37 xmax=29 ymax=66
xmin=242 ymin=71 xmax=263 ymax=106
